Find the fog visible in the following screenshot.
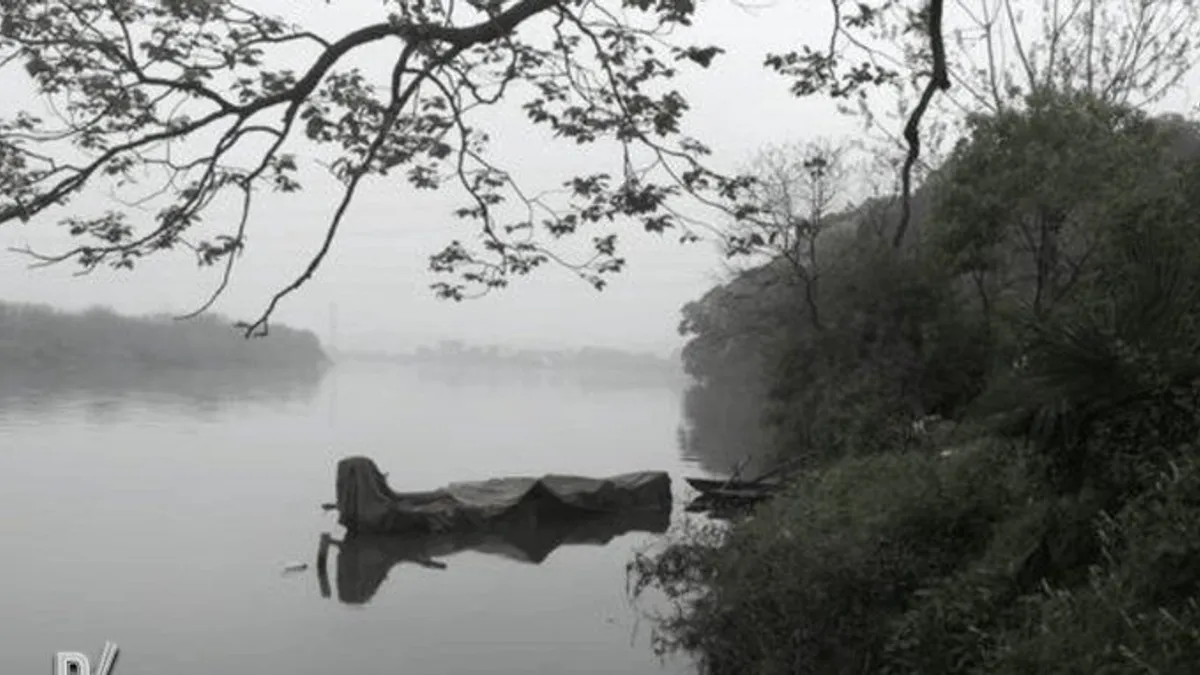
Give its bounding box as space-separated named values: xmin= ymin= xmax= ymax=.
xmin=6 ymin=1 xmax=1196 ymax=355
xmin=0 ymin=0 xmax=859 ymax=355
xmin=4 ymin=1 xmax=1200 ymax=357
xmin=6 ymin=3 xmax=1200 ymax=674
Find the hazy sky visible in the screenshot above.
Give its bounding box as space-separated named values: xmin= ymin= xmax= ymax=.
xmin=2 ymin=0 xmax=1197 ymax=354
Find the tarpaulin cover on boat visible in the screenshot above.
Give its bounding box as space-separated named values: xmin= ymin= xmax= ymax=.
xmin=334 ymin=456 xmax=673 ymax=534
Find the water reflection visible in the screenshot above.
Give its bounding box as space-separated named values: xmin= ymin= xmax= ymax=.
xmin=318 ymin=509 xmax=672 ymax=605
xmin=0 ymin=363 xmax=328 ymax=419
xmin=0 ymin=359 xmax=690 ymax=675
xmin=676 ymin=382 xmax=774 ymax=478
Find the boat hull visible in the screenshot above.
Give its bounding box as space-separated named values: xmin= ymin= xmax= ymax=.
xmin=333 ymin=456 xmax=673 ymax=535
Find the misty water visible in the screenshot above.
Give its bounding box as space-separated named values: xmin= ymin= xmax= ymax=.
xmin=0 ymin=360 xmax=706 ymax=675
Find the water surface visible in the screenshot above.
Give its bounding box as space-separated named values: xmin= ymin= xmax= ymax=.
xmin=0 ymin=361 xmax=697 ymax=675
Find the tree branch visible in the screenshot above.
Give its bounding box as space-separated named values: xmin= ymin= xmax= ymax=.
xmin=893 ymin=0 xmax=951 ymax=250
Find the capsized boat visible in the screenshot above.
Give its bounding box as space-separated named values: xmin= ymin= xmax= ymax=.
xmin=332 ymin=456 xmax=673 ymax=535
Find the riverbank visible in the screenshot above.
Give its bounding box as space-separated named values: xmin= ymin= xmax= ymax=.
xmin=632 ymin=94 xmax=1200 ymax=674
xmin=636 ymin=424 xmax=1200 ymax=674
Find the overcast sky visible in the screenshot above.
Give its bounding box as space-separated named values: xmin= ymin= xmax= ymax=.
xmin=2 ymin=0 xmax=1197 ymax=355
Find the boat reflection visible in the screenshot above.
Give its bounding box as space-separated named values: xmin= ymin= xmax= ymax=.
xmin=316 ymin=509 xmax=671 ymax=605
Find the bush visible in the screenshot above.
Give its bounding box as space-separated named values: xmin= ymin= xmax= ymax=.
xmin=763 ymin=242 xmax=992 ymax=466
xmin=633 ymin=440 xmax=1035 ymax=675
xmin=876 ymin=453 xmax=1200 ymax=675
xmin=990 ymin=457 xmax=1200 ymax=674
xmin=658 ymin=92 xmax=1200 ymax=675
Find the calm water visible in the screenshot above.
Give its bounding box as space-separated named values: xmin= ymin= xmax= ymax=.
xmin=0 ymin=361 xmax=700 ymax=675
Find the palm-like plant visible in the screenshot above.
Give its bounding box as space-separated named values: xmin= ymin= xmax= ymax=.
xmin=976 ymin=193 xmax=1200 ymax=492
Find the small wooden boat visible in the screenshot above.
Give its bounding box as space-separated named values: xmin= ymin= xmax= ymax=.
xmin=685 ymin=498 xmax=757 ymax=520
xmin=695 ymin=486 xmax=777 ymax=500
xmin=685 ymin=476 xmax=782 ymax=494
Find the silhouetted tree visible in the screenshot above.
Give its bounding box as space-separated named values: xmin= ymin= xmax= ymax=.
xmin=0 ymin=0 xmax=957 ymax=335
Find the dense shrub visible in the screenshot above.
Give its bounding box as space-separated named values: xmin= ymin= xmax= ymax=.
xmin=990 ymin=457 xmax=1200 ymax=674
xmin=644 ymin=90 xmax=1200 ymax=675
xmin=634 ymin=441 xmax=1036 ymax=675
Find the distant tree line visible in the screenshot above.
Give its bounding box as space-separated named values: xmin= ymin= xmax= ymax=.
xmin=347 ymin=340 xmax=683 ymax=379
xmin=0 ymin=301 xmax=328 ymax=373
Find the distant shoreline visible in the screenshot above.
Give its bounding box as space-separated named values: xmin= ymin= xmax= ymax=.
xmin=334 ymin=345 xmax=684 ymax=379
xmin=0 ymin=301 xmax=329 ymax=374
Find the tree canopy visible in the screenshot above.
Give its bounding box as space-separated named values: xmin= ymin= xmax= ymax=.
xmin=0 ymin=0 xmax=967 ymax=335
xmin=638 ymin=80 xmax=1200 ymax=675
xmin=4 ymin=0 xmax=1198 ymax=335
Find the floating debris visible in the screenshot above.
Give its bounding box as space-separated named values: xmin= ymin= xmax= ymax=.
xmin=281 ymin=562 xmax=309 ymax=574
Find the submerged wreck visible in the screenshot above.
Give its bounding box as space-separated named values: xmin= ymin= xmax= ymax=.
xmin=332 ymin=456 xmax=673 ymax=535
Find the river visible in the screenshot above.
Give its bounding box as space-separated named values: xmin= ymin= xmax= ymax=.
xmin=0 ymin=360 xmax=704 ymax=675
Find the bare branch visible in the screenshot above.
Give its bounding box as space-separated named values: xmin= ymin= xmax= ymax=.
xmin=239 ymin=42 xmax=432 ymax=337
xmin=894 ymin=0 xmax=951 ymax=250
